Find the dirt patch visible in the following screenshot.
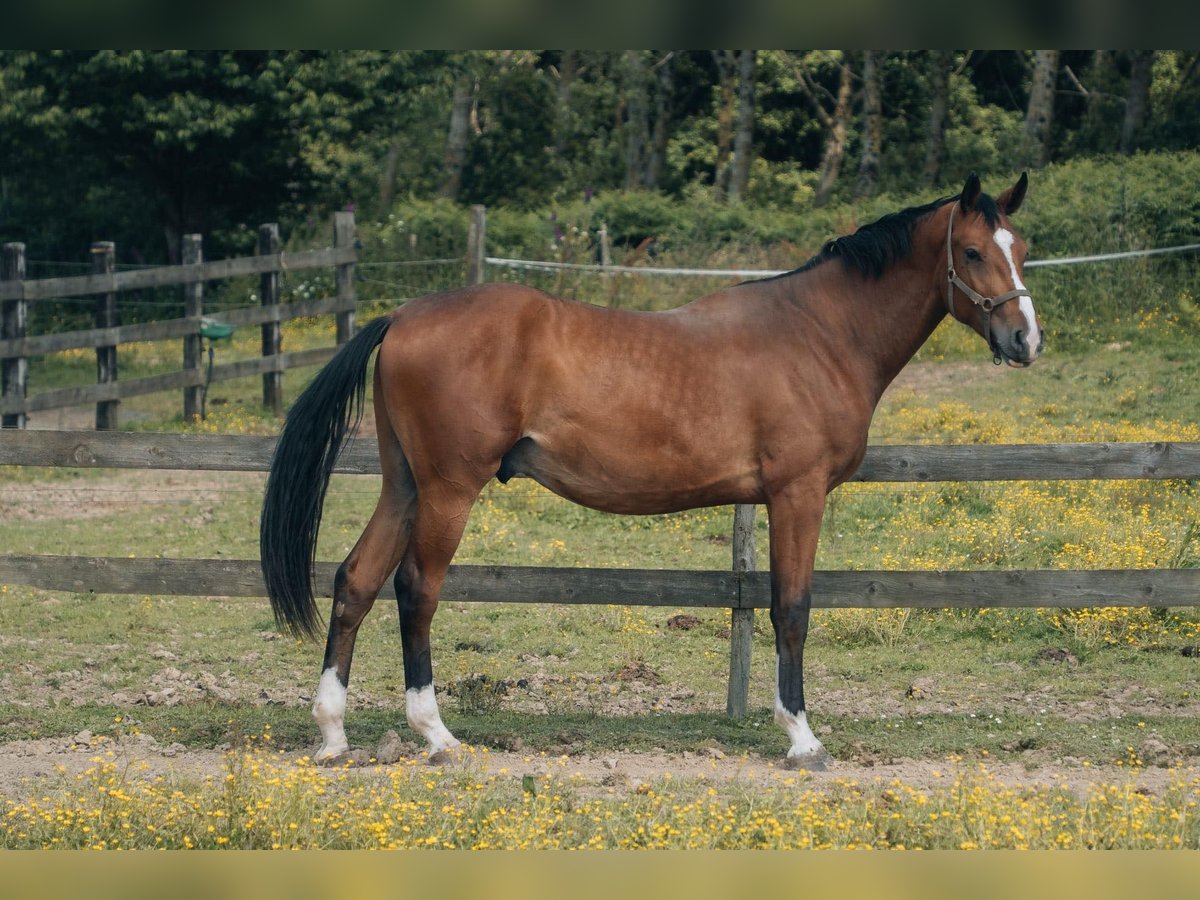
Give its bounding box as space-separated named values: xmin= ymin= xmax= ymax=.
xmin=0 ymin=734 xmax=1190 ymax=801
xmin=0 ymin=469 xmax=265 ymax=522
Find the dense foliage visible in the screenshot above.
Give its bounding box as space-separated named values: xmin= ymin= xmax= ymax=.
xmin=2 ymin=50 xmax=1198 ymax=265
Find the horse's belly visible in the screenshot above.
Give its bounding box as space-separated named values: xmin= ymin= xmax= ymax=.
xmin=496 ymin=433 xmax=758 ymax=515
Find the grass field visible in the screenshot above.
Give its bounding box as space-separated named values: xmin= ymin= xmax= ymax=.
xmin=3 ymin=288 xmax=1200 ymax=849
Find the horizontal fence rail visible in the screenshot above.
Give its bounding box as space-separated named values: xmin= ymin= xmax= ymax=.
xmin=0 ymin=246 xmax=356 ymax=303
xmin=0 ymin=295 xmax=356 ymax=360
xmin=2 ymin=430 xmax=1198 ymax=482
xmin=1 ymin=556 xmax=1196 ymax=611
xmin=0 ymin=348 xmax=340 ymax=416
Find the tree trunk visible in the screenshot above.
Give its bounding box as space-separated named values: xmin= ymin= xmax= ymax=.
xmin=623 ymin=51 xmax=650 ymax=190
xmin=1086 ymin=50 xmax=1112 ymax=119
xmin=855 ymin=50 xmax=884 ymax=198
xmin=1024 ymin=50 xmax=1060 ymax=168
xmin=922 ymin=50 xmax=953 ymax=187
xmin=439 ymin=70 xmax=473 ymax=199
xmin=554 ymin=50 xmax=577 ymax=155
xmin=1121 ymin=50 xmax=1155 ymax=155
xmin=712 ymin=50 xmax=737 ymax=200
xmin=728 ymin=50 xmax=756 ymax=203
xmin=813 ymin=56 xmax=855 ymax=208
xmin=377 ymin=137 xmax=402 ymax=214
xmin=645 ymin=53 xmax=673 ymax=189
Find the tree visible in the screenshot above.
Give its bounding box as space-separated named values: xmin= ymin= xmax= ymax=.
xmin=802 ymin=52 xmax=855 ymax=207
xmin=728 ymin=50 xmax=757 ymax=203
xmin=644 ymin=52 xmax=675 ymax=190
xmin=623 ymin=51 xmax=651 ymax=190
xmin=711 ymin=51 xmax=738 ymax=199
xmin=1024 ymin=50 xmax=1060 ymax=167
xmin=438 ymin=65 xmax=476 ymax=200
xmin=854 ymin=50 xmax=883 ymax=198
xmin=922 ymin=51 xmax=954 ymax=186
xmin=1121 ymin=50 xmax=1155 ymax=154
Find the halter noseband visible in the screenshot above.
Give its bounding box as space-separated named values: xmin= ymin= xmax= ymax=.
xmin=945 ymin=202 xmax=1031 ymax=365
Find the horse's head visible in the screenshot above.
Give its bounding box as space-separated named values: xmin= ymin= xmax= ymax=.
xmin=945 ymin=172 xmax=1042 ymax=367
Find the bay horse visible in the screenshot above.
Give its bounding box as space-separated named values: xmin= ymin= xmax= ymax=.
xmin=260 ymin=172 xmax=1042 ymax=769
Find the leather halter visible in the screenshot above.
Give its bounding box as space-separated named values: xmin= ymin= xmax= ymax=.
xmin=945 ymin=202 xmax=1031 ymax=365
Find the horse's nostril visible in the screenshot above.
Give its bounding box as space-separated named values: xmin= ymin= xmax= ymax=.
xmin=1013 ymin=330 xmax=1026 ymax=352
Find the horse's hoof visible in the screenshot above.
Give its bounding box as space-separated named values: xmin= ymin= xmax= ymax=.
xmin=426 ymin=743 xmax=463 ymax=767
xmin=782 ymin=749 xmax=832 ymax=772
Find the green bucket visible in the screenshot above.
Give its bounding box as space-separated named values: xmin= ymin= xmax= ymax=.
xmin=200 ymin=317 xmax=235 ymax=340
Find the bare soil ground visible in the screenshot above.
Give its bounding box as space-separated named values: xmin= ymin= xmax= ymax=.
xmin=1 ymin=731 xmax=1189 ymax=800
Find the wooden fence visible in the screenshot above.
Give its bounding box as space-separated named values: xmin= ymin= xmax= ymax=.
xmin=2 ymin=430 xmax=1199 ymax=717
xmin=0 ymin=213 xmax=358 ymax=428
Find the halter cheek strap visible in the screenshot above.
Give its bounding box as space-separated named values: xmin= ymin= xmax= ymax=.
xmin=945 ymin=203 xmax=1032 ymax=365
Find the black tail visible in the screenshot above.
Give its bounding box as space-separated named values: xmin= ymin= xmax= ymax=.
xmin=260 ymin=314 xmax=393 ymax=638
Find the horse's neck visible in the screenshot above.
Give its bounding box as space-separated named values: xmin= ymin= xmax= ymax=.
xmin=800 ymin=247 xmax=946 ymax=405
xmin=872 ymin=258 xmax=946 ymax=388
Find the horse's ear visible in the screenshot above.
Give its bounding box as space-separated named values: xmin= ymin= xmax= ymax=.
xmin=997 ymin=171 xmax=1029 ymax=216
xmin=959 ymin=172 xmax=982 ymax=212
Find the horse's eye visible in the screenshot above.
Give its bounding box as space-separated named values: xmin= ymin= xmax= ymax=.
xmin=964 ymin=248 xmax=982 ymax=262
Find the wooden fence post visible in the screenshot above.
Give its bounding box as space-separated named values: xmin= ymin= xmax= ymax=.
xmin=466 ymin=204 xmax=486 ymax=285
xmin=1 ymin=243 xmax=28 ymax=429
xmin=727 ymin=503 xmax=756 ymax=718
xmin=181 ymin=234 xmax=204 ymax=422
xmin=259 ymin=224 xmax=283 ymax=416
xmin=598 ymin=222 xmax=614 ymax=306
xmin=92 ymin=242 xmax=119 ymax=430
xmin=334 ymin=211 xmax=357 ymax=344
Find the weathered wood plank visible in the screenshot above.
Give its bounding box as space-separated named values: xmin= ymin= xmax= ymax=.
xmin=726 ymin=504 xmax=756 ymax=719
xmin=1 ymin=243 xmax=28 ymax=428
xmin=1 ymin=555 xmax=1196 ymax=609
xmin=0 ymin=555 xmax=739 ymax=607
xmin=0 ymin=347 xmax=341 ymax=415
xmin=182 ymin=234 xmax=205 ymax=422
xmin=853 ymin=442 xmax=1200 ymax=481
xmin=260 ymin=224 xmax=284 ymax=416
xmin=92 ymin=242 xmax=119 ymax=430
xmin=0 ymin=298 xmax=358 ymax=359
xmin=334 ymin=211 xmax=357 ymax=343
xmin=741 ymin=569 xmax=1200 ymax=609
xmin=2 ymin=370 xmax=204 ymax=414
xmin=2 ymin=431 xmax=1198 ymax=484
xmin=0 ymin=246 xmax=357 ymax=302
xmin=0 ymin=429 xmax=366 ymax=472
xmin=0 ymin=317 xmax=202 ymax=360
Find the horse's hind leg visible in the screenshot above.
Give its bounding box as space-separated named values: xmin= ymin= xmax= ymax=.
xmin=312 ymin=439 xmax=416 ymax=761
xmin=394 ymin=480 xmax=484 ymax=759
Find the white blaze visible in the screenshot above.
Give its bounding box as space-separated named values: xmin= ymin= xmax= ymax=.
xmin=993 ymin=228 xmax=1040 ymax=354
xmin=312 ymin=667 xmax=349 ymax=760
xmin=406 ymin=685 xmax=460 ymax=753
xmin=773 ymin=654 xmax=826 ymax=759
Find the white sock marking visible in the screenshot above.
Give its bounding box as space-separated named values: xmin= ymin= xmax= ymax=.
xmin=773 ymin=654 xmax=826 ymax=758
xmin=993 ymin=228 xmax=1040 ymax=356
xmin=406 ymin=685 xmax=460 ymax=753
xmin=312 ymin=667 xmax=349 ymax=760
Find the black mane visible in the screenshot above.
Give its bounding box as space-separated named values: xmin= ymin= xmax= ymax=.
xmin=756 ymin=192 xmax=1001 ymax=283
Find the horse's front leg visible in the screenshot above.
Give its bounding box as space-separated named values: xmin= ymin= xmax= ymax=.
xmin=767 ymin=482 xmax=831 ymax=770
